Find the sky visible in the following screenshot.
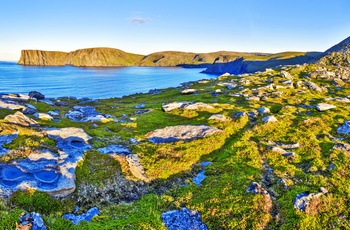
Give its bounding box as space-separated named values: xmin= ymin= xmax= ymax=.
xmin=1 ymin=0 xmax=350 ymax=61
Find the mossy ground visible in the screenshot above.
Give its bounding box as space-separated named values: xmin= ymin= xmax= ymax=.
xmin=0 ymin=63 xmax=350 ymax=229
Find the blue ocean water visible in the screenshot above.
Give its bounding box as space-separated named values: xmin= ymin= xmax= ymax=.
xmin=0 ymin=62 xmax=216 ymax=99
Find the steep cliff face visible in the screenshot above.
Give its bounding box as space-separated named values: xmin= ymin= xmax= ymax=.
xmin=66 ymin=48 xmax=143 ymax=67
xmin=18 ymin=50 xmax=68 ymax=66
xmin=203 ymin=52 xmax=321 ymax=74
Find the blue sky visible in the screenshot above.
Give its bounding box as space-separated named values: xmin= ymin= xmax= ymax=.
xmin=1 ymin=0 xmax=349 ymax=60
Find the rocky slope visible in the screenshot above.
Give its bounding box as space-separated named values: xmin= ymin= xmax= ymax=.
xmin=316 ymin=35 xmax=350 ymax=67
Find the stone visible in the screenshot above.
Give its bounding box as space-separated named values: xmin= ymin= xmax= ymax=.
xmin=161 ymin=208 xmax=208 ymax=230
xmin=4 ymin=112 xmax=38 ymax=127
xmin=134 ymin=104 xmax=145 ymax=109
xmin=305 ymin=81 xmax=323 ymax=92
xmin=184 ymin=102 xmax=214 ymax=111
xmin=48 ymin=110 xmax=60 ymax=117
xmin=98 ymin=144 xmax=131 ymax=155
xmin=18 ymin=212 xmax=46 ymax=230
xmin=257 ymin=107 xmax=270 ymax=115
xmin=294 ymin=188 xmax=328 ymax=211
xmin=245 ymin=96 xmax=260 ymax=101
xmin=23 ymin=104 xmax=37 ymax=115
xmin=333 ymin=143 xmax=350 ymax=154
xmin=0 ymin=100 xmax=25 ymax=110
xmin=227 ymin=83 xmax=237 ymax=90
xmin=316 ymin=103 xmax=336 ymax=111
xmin=34 ymin=113 xmax=53 ymax=121
xmin=335 ymin=97 xmax=350 ymax=103
xmin=337 ymin=121 xmax=350 ymax=135
xmin=281 ymin=71 xmax=293 ymax=80
xmin=63 ymin=207 xmax=99 ymax=225
xmin=332 ymin=78 xmax=345 ymax=87
xmin=162 ymin=102 xmax=191 ymax=112
xmin=147 ymin=125 xmax=222 ymax=144
xmin=148 ymin=89 xmax=162 ymax=95
xmin=246 ymin=182 xmax=270 ymax=196
xmin=262 ymin=115 xmax=278 ymax=123
xmin=126 ymin=154 xmax=147 ymax=181
xmin=208 ymin=114 xmax=231 ymax=122
xmin=232 ymin=112 xmax=247 ymax=118
xmin=29 ymin=91 xmax=45 ymax=101
xmin=182 ymin=89 xmax=196 ymax=95
xmin=1 ymin=93 xmax=30 ymax=102
xmin=65 ymin=106 xmax=112 ymax=123
xmin=193 ymin=170 xmax=206 ymax=186
xmin=270 ymin=146 xmax=287 ymax=154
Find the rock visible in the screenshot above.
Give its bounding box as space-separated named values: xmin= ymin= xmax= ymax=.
xmin=270 ymin=146 xmax=287 ymax=154
xmin=148 ymin=89 xmax=162 ymax=95
xmin=4 ymin=112 xmax=38 ymax=127
xmin=227 ymin=83 xmax=237 ymax=90
xmin=182 ymin=89 xmax=196 ymax=95
xmin=1 ymin=93 xmax=30 ymax=102
xmin=134 ymin=104 xmax=145 ymax=109
xmin=161 ymin=208 xmax=208 ymax=230
xmin=18 ymin=212 xmax=46 ymax=230
xmin=281 ymin=71 xmax=293 ymax=80
xmin=65 ymin=106 xmax=112 ymax=123
xmin=98 ymin=144 xmax=130 ymax=155
xmin=246 ymin=182 xmax=270 ymax=196
xmin=185 ymin=102 xmax=214 ymax=111
xmin=29 ymin=91 xmax=45 ymax=101
xmin=305 ymin=81 xmax=323 ymax=92
xmin=232 ymin=112 xmax=247 ymax=118
xmin=245 ymin=96 xmax=260 ymax=101
xmin=0 ymin=132 xmax=18 ymax=155
xmin=126 ymin=154 xmax=147 ymax=181
xmin=316 ymin=103 xmax=336 ymax=111
xmin=45 ymin=127 xmax=91 ymax=144
xmin=162 ymin=102 xmax=191 ymax=112
xmin=0 ymin=100 xmax=25 ymax=110
xmin=147 ymin=125 xmax=222 ymax=144
xmin=269 ymin=141 xmax=300 ymax=149
xmin=34 ymin=113 xmax=53 ymax=121
xmin=48 ymin=110 xmax=60 ymax=117
xmin=257 ymin=107 xmax=270 ymax=115
xmin=63 ymin=207 xmax=99 ymax=225
xmin=193 ymin=169 xmax=208 ymax=186
xmin=337 ymin=121 xmax=350 ymax=135
xmin=282 ymin=152 xmax=296 ymax=158
xmin=54 ymin=100 xmax=67 ymax=106
xmin=332 ymin=78 xmax=345 ymax=87
xmin=294 ymin=188 xmax=328 ymax=211
xmin=333 ymin=143 xmax=350 ymax=154
xmin=22 ymin=104 xmax=37 ymax=115
xmin=262 ymin=115 xmax=278 ymax=123
xmin=208 ymin=114 xmax=231 ymax=122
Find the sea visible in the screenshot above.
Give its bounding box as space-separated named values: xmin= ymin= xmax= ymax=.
xmin=0 ymin=62 xmax=216 ymax=99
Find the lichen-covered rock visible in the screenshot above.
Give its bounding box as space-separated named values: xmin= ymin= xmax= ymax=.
xmin=4 ymin=112 xmax=38 ymax=127
xmin=208 ymin=114 xmax=230 ymax=122
xmin=337 ymin=121 xmax=350 ymax=135
xmin=294 ymin=188 xmax=328 ymax=211
xmin=63 ymin=207 xmax=99 ymax=225
xmin=147 ymin=125 xmax=222 ymax=144
xmin=161 ymin=208 xmax=208 ymax=230
xmin=18 ymin=212 xmax=46 ymax=230
xmin=316 ymin=103 xmax=336 ymax=111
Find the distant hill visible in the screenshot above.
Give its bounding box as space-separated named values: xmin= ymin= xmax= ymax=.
xmin=18 ymin=48 xmax=322 ymax=73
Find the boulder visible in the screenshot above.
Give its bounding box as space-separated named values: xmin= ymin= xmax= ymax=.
xmin=294 ymin=188 xmax=328 ymax=211
xmin=208 ymin=114 xmax=231 ymax=122
xmin=29 ymin=91 xmax=45 ymax=101
xmin=4 ymin=112 xmax=38 ymax=127
xmin=246 ymin=182 xmax=270 ymax=196
xmin=337 ymin=121 xmax=350 ymax=135
xmin=262 ymin=115 xmax=278 ymax=123
xmin=161 ymin=208 xmax=208 ymax=230
xmin=305 ymin=81 xmax=323 ymax=92
xmin=147 ymin=125 xmax=222 ymax=144
xmin=182 ymin=89 xmax=196 ymax=95
xmin=332 ymin=78 xmax=345 ymax=87
xmin=0 ymin=100 xmax=25 ymax=110
xmin=257 ymin=107 xmax=270 ymax=115
xmin=184 ymin=102 xmax=214 ymax=110
xmin=162 ymin=102 xmax=191 ymax=112
xmin=63 ymin=207 xmax=99 ymax=225
xmin=1 ymin=93 xmax=30 ymax=102
xmin=333 ymin=143 xmax=350 ymax=154
xmin=281 ymin=71 xmax=293 ymax=80
xmin=316 ymin=103 xmax=336 ymax=112
xmin=34 ymin=113 xmax=53 ymax=121
xmin=18 ymin=212 xmax=46 ymax=230
xmin=23 ymin=104 xmax=37 ymax=115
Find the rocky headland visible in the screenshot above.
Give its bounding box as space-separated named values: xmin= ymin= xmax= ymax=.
xmin=1 ymin=36 xmax=350 ymax=229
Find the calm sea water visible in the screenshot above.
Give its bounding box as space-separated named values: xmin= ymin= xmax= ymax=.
xmin=0 ymin=62 xmax=216 ymax=99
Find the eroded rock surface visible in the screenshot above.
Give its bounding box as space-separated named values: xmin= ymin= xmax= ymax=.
xmin=147 ymin=125 xmax=222 ymax=144
xmin=4 ymin=112 xmax=38 ymax=127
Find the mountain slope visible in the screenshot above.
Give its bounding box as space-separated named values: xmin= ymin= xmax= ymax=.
xmin=316 ymin=36 xmax=350 ymax=67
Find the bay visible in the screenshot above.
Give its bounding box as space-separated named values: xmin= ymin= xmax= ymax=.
xmin=0 ymin=62 xmax=216 ymax=99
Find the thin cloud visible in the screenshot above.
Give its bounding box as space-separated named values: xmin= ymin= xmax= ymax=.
xmin=130 ymin=17 xmax=150 ymax=25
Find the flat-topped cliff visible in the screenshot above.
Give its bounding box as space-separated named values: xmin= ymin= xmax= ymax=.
xmin=18 ymin=50 xmax=68 ymax=66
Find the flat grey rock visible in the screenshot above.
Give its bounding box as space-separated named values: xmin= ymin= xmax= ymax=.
xmin=316 ymin=103 xmax=336 ymax=111
xmin=262 ymin=115 xmax=278 ymax=123
xmin=147 ymin=125 xmax=222 ymax=144
xmin=0 ymin=100 xmax=25 ymax=110
xmin=208 ymin=114 xmax=230 ymax=122
xmin=4 ymin=111 xmax=38 ymax=127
